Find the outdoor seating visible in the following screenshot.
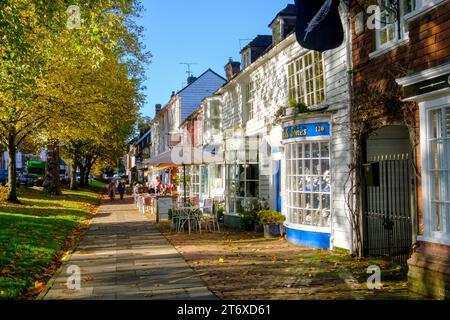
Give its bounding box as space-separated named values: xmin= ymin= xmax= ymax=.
xmin=199 ymin=198 xmax=220 ymax=232
xmin=171 ymin=202 xmax=203 ymax=234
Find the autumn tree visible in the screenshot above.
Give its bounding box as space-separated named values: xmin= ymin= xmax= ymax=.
xmin=0 ymin=1 xmax=149 ymax=200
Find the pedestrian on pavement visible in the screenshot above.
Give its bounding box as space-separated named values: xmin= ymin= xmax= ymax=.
xmin=118 ymin=181 xmax=126 ymax=200
xmin=108 ymin=180 xmax=116 ymax=201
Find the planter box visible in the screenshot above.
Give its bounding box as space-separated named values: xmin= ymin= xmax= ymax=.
xmin=263 ymin=224 xmax=283 ymax=238
xmin=285 ymin=107 xmax=297 ymax=116
xmin=254 ymin=224 xmax=264 ymax=233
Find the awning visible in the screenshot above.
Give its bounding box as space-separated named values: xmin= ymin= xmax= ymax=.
xmin=143 ymin=150 xmax=174 ymax=166
xmin=146 ymin=165 xmax=175 ymax=175
xmin=143 ymin=145 xmax=223 ymax=166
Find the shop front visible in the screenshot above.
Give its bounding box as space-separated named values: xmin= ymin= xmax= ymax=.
xmin=224 ymin=135 xmax=260 ymax=228
xmin=282 ymin=120 xmax=332 ymax=249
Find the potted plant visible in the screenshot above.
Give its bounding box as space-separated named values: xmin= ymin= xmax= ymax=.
xmin=256 ymin=210 xmax=286 ymax=238
xmin=285 ymin=98 xmax=298 ymax=116
xmin=296 ymin=102 xmax=308 ymax=113
xmin=216 ymin=206 xmax=225 ymax=223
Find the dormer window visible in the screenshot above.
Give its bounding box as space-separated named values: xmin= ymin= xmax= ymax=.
xmin=242 ymin=49 xmax=252 ymax=69
xmin=272 ymin=18 xmax=283 ymax=45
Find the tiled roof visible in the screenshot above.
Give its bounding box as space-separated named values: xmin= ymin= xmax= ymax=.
xmin=268 ymin=3 xmax=296 ymax=27
xmin=240 ymin=35 xmax=273 ymax=53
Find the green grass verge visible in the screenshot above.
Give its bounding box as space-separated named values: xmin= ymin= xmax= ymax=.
xmin=0 ymin=187 xmax=100 ymax=300
xmin=88 ymin=179 xmax=107 ymax=193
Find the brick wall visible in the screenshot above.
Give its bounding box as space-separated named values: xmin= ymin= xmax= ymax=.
xmin=351 ymin=0 xmax=450 ymax=89
xmin=350 ymin=0 xmax=450 ymax=237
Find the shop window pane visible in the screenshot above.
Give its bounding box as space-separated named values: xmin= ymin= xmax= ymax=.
xmin=312 ymin=210 xmax=321 ymax=226
xmin=321 ymin=159 xmax=330 ymax=174
xmin=312 ymin=176 xmax=320 ymax=192
xmin=304 ymin=160 xmax=311 ymax=175
xmin=322 ymin=194 xmax=331 ymax=210
xmin=246 ymin=164 xmax=259 ymax=180
xmin=298 ymin=209 xmax=304 ymax=224
xmin=298 ymin=177 xmax=305 ymax=192
xmin=305 ymin=193 xmax=312 ymax=209
xmin=297 ymin=143 xmax=303 ymax=159
xmin=323 ymin=177 xmax=331 ymax=193
xmin=321 ymin=142 xmax=330 ymax=158
xmin=322 ymin=210 xmax=331 ymax=227
xmin=304 ymin=210 xmax=312 ymax=225
xmin=246 ymin=181 xmax=259 ymax=197
xmin=293 ymin=192 xmax=300 ymax=208
xmin=313 ymin=194 xmax=320 ymax=209
xmin=237 ymin=181 xmax=245 ymax=197
xmin=312 ymin=143 xmax=320 ymax=158
xmin=300 ymin=193 xmax=306 ymax=208
xmin=304 ymin=143 xmax=311 ymax=158
xmin=313 ymin=159 xmax=320 ymax=175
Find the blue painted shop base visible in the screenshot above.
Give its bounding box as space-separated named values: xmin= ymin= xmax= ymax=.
xmin=286 ymin=227 xmax=330 ymax=249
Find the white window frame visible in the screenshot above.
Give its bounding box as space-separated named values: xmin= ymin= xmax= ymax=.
xmin=242 ymin=49 xmax=251 ymax=69
xmin=209 ymin=100 xmax=221 ymax=137
xmin=373 ymin=0 xmax=417 ymax=52
xmin=284 ymin=139 xmax=332 ymax=231
xmin=404 ymin=0 xmax=446 ymax=22
xmin=288 ymin=51 xmax=325 ymax=107
xmin=225 ymin=136 xmax=260 ymax=216
xmin=419 ymin=97 xmax=450 ymax=246
xmin=227 ymin=163 xmax=260 ymax=216
xmin=246 ymin=80 xmax=256 ymax=121
xmin=191 ymin=165 xmax=200 ymax=198
xmin=196 ymin=115 xmax=202 ymax=146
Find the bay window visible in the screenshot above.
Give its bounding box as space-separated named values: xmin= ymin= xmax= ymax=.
xmin=285 ymin=141 xmax=331 ymax=228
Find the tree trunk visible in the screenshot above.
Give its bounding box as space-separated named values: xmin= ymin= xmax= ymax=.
xmin=70 ymin=153 xmax=79 ymax=190
xmin=43 ymin=140 xmax=62 ymax=195
xmin=85 ymin=163 xmax=92 ymax=186
xmin=79 ymin=164 xmax=86 ymax=188
xmin=7 ymin=134 xmax=19 ymax=203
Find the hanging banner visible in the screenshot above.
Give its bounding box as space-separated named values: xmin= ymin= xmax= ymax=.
xmin=294 ymin=0 xmax=344 ymax=53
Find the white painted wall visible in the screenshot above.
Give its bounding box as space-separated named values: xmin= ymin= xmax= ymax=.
xmin=213 ymin=7 xmax=353 ymax=250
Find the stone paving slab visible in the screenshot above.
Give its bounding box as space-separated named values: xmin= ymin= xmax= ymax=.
xmin=40 ymin=198 xmax=216 ymax=300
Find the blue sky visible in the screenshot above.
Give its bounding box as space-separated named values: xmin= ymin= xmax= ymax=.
xmin=137 ymin=0 xmax=293 ymax=118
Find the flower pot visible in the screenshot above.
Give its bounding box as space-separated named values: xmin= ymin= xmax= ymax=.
xmin=254 ymin=224 xmax=264 ymax=233
xmin=263 ymin=224 xmax=283 ymax=238
xmin=285 ymin=107 xmax=297 ymax=116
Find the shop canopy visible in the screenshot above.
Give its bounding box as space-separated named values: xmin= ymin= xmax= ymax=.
xmin=143 ymin=145 xmax=223 ymax=167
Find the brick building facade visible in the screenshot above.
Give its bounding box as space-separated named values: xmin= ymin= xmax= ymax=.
xmin=350 ymin=0 xmax=450 ymax=299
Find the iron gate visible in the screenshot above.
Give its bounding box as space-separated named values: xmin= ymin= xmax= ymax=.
xmin=363 ymin=156 xmax=416 ymax=266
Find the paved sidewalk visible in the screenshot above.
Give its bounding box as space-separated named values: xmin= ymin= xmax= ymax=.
xmin=40 ymin=198 xmax=215 ymax=300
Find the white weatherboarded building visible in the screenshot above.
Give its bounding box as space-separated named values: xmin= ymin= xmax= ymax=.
xmin=206 ymin=4 xmax=354 ymax=251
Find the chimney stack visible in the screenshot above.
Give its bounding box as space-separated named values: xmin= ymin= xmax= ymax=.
xmin=155 ymin=104 xmax=162 ymax=114
xmin=224 ymin=57 xmax=241 ymax=81
xmin=170 ymin=91 xmax=176 ymax=98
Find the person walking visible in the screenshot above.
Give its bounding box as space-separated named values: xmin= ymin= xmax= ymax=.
xmin=118 ymin=181 xmax=126 ymax=201
xmin=108 ymin=180 xmax=116 ymax=201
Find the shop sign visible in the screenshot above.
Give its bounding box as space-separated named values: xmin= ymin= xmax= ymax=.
xmin=283 ymin=122 xmax=330 ymax=140
xmin=404 ymin=73 xmax=450 ymax=99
